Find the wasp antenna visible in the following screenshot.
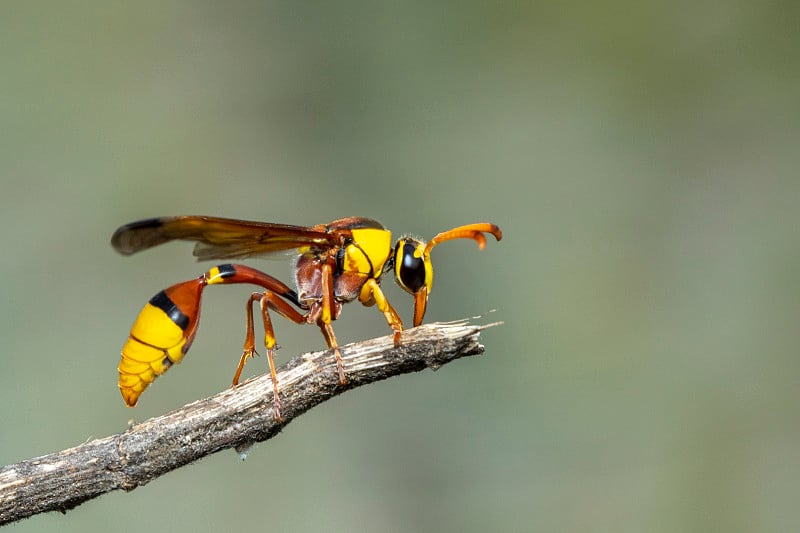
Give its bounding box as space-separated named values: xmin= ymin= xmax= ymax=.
xmin=424 ymin=223 xmax=502 ymax=255
xmin=473 ymin=232 xmax=488 ymax=250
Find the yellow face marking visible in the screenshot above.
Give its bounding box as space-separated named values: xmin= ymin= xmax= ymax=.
xmin=411 ymin=245 xmax=434 ymax=293
xmin=344 ymin=228 xmax=392 ymax=277
xmin=422 ymin=249 xmax=433 ymax=293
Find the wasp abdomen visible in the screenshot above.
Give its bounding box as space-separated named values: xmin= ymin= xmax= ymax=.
xmin=118 ymin=279 xmax=204 ymax=407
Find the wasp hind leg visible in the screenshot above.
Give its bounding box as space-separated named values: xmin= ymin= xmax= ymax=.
xmin=235 ymin=291 xmax=308 ymax=420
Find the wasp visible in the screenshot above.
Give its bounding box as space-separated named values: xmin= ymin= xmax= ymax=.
xmin=112 ymin=215 xmax=502 ymax=418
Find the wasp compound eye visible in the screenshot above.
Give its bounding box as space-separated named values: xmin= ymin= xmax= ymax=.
xmin=395 ymin=239 xmax=427 ymax=294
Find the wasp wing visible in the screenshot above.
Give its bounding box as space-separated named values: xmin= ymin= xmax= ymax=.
xmin=111 ymin=215 xmax=340 ymax=260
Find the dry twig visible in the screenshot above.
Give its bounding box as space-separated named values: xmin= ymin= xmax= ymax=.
xmin=0 ymin=319 xmax=499 ymax=525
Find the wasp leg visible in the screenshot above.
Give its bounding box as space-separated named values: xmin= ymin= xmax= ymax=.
xmin=317 ymin=320 xmax=345 ymax=384
xmin=319 ymin=261 xmax=347 ymax=385
xmin=234 ymin=291 xmax=308 ymax=420
xmin=359 ymin=278 xmax=405 ymax=345
xmin=233 ymin=292 xmax=261 ymax=387
xmin=201 ymin=264 xmax=308 ymax=420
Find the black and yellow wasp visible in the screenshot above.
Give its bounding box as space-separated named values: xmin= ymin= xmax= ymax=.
xmin=112 ymin=215 xmax=502 ymax=418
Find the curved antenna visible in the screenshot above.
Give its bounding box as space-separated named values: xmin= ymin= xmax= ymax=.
xmin=410 ymin=223 xmax=502 ymax=327
xmin=423 ymin=223 xmax=503 ymax=256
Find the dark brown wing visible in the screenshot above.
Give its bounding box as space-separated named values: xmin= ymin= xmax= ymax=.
xmin=111 ymin=215 xmax=341 ymax=260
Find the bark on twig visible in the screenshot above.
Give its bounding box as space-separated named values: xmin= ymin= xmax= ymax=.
xmin=0 ymin=319 xmax=500 ymax=525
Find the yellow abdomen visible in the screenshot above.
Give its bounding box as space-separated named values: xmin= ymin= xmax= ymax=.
xmin=118 ymin=280 xmax=202 ymax=406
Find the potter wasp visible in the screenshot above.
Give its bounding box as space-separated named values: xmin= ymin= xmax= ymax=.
xmin=112 ymin=215 xmax=502 ymax=418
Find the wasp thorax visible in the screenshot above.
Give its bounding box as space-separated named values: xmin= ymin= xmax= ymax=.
xmin=394 ymin=238 xmax=430 ymax=294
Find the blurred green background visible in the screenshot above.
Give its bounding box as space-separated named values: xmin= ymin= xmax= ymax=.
xmin=1 ymin=1 xmax=798 ymax=531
